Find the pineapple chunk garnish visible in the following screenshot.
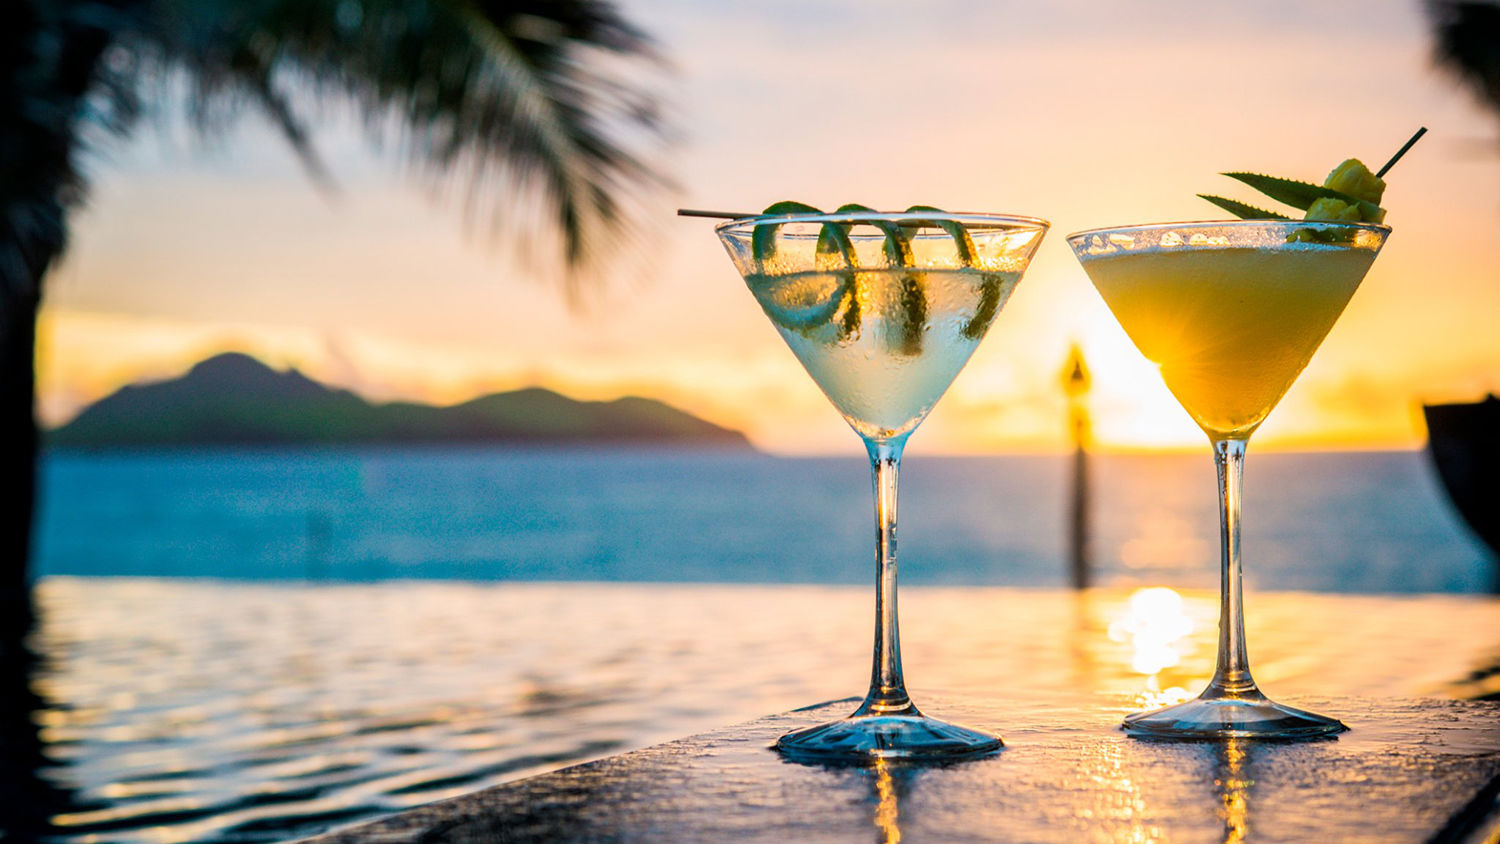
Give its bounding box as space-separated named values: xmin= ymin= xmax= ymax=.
xmin=1304 ymin=197 xmax=1363 ymax=222
xmin=1300 ymin=159 xmax=1387 ymax=224
xmin=1203 ymin=129 xmax=1423 ymax=232
xmin=1323 ymin=158 xmax=1385 ymax=204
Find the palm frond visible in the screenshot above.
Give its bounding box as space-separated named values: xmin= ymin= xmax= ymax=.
xmin=1428 ymin=1 xmax=1500 ymax=115
xmin=0 ymin=1 xmax=131 ymax=298
xmin=122 ymin=0 xmax=668 ymax=291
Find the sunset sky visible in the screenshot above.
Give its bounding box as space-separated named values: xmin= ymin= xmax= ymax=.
xmin=37 ymin=0 xmax=1500 ymax=454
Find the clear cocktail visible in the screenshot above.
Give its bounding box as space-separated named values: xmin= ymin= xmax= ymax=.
xmin=744 ymin=265 xmax=1023 ymax=439
xmin=718 ymin=209 xmax=1047 ymax=760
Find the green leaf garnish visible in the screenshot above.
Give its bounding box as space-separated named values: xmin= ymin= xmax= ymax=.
xmin=1197 ymin=194 xmax=1291 ymax=221
xmin=1198 ymin=131 xmax=1421 ymax=233
xmin=1221 ymin=173 xmax=1383 ymax=221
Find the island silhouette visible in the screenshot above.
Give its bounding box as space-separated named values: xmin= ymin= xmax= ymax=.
xmin=49 ymin=353 xmax=752 ymax=450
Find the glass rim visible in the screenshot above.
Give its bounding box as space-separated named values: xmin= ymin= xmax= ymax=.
xmin=1065 ymin=218 xmax=1391 ymax=243
xmin=715 ymin=210 xmax=1050 ymax=236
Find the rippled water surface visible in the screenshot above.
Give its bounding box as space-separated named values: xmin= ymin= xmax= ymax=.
xmin=23 ymin=579 xmax=1500 ymax=842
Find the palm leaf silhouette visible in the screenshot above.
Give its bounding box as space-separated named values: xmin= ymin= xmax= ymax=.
xmin=1429 ymin=1 xmax=1500 ymax=117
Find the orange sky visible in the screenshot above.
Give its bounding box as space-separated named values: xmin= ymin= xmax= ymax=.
xmin=37 ymin=0 xmax=1500 ymax=454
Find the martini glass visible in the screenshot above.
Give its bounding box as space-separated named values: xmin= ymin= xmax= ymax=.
xmin=1069 ymin=219 xmax=1389 ymax=739
xmin=716 ymin=210 xmax=1048 ymax=760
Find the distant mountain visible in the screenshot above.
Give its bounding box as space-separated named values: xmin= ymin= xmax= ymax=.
xmin=49 ymin=353 xmax=753 ymax=450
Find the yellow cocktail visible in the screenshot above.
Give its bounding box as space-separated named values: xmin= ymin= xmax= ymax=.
xmin=1083 ymin=241 xmax=1377 ymax=439
xmin=1070 ymin=219 xmax=1389 ymax=739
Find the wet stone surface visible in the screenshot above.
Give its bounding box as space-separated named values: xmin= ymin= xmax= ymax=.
xmin=302 ymin=693 xmax=1500 ymax=843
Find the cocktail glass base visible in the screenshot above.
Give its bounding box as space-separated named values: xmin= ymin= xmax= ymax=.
xmin=774 ymin=711 xmax=1002 ymax=762
xmin=1123 ymin=691 xmax=1347 ymax=741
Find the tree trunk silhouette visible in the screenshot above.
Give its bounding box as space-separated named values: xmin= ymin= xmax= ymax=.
xmin=0 ymin=233 xmax=60 ymax=844
xmin=0 ymin=282 xmax=41 ymax=605
xmin=2 ymin=0 xmax=112 ymax=593
xmin=0 ymin=7 xmax=91 ymax=836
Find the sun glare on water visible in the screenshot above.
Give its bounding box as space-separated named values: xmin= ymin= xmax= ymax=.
xmin=1109 ymin=587 xmax=1198 ymax=707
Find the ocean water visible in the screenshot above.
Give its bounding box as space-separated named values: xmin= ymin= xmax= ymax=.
xmin=34 ymin=449 xmax=1495 ymax=592
xmin=14 ymin=448 xmax=1500 ymax=842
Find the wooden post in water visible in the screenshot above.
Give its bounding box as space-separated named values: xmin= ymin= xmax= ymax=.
xmin=1062 ymin=344 xmax=1092 ymax=590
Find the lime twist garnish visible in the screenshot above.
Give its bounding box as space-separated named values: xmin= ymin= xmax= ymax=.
xmin=1196 ymin=127 xmax=1424 ymax=242
xmin=822 ymin=206 xmax=864 ymax=340
xmin=901 ymin=205 xmax=1009 ymax=340
xmin=750 ymin=201 xmax=861 ymax=340
xmin=839 ymin=203 xmax=925 ymax=354
xmin=749 ymin=203 xmax=1005 ymax=352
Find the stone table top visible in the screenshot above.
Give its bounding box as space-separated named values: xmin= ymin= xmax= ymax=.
xmin=303 ymin=693 xmax=1500 ymax=843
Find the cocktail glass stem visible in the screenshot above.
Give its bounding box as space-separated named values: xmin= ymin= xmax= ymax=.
xmin=1206 ymin=438 xmax=1259 ymax=700
xmin=772 ymin=428 xmax=1000 ymax=759
xmin=1120 ymin=436 xmax=1345 ymax=739
xmin=856 ymin=436 xmax=918 ymax=717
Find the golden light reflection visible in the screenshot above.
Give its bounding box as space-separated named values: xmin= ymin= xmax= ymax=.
xmin=1135 ymin=677 xmax=1196 ymax=712
xmin=873 ymin=757 xmax=901 ymax=844
xmin=1216 ymin=738 xmax=1251 ymax=844
xmin=1109 ymin=587 xmax=1197 ymax=708
xmin=1077 ymin=741 xmax=1153 ymax=843
xmin=1109 ymin=588 xmax=1194 ymax=675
